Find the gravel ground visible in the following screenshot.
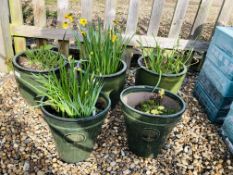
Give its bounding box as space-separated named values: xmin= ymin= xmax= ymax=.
xmin=0 ymin=69 xmax=233 ymax=175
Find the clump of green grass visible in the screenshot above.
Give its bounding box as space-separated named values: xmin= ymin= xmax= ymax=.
xmin=75 ymin=20 xmax=131 ymax=75
xmin=28 ymin=60 xmax=103 ymax=118
xmin=24 ymin=45 xmax=64 ymax=70
xmin=142 ymin=45 xmax=193 ymax=74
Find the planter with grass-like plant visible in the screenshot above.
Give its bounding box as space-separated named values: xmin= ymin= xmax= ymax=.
xmin=75 ymin=20 xmax=130 ymax=107
xmin=30 ymin=61 xmax=111 ymax=163
xmin=135 ymin=46 xmax=192 ymax=93
xmin=12 ymin=45 xmax=67 ymax=105
xmin=120 ymin=86 xmax=186 ymax=157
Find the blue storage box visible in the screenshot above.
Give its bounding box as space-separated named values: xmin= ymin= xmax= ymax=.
xmin=194 ymin=82 xmax=229 ymax=123
xmin=201 ymin=59 xmax=233 ymax=97
xmin=206 ymin=44 xmax=233 ymax=80
xmin=197 ymin=70 xmax=233 ymax=110
xmin=222 ymin=103 xmax=233 ymax=144
xmin=211 ymin=26 xmax=233 ymax=57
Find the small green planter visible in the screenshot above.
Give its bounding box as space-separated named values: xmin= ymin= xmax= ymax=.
xmin=135 ymin=57 xmax=187 ymax=93
xmin=120 ymin=86 xmax=186 ymax=158
xmin=12 ymin=50 xmax=67 ymax=105
xmin=41 ymin=93 xmax=111 ymax=163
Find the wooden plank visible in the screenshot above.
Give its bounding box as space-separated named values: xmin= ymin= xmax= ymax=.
xmin=190 ymin=0 xmax=214 ymax=39
xmin=104 ymin=0 xmax=117 ymax=29
xmin=57 ymin=0 xmax=69 ymax=56
xmin=0 ymin=0 xmax=14 ymax=72
xmin=125 ymin=0 xmax=140 ymax=35
xmin=168 ymin=0 xmax=190 ymax=38
xmin=10 ymin=25 xmax=209 ymax=51
xmin=9 ymin=0 xmax=26 ymax=53
xmin=217 ymin=0 xmax=233 ymax=26
xmin=147 ymin=0 xmax=165 ymax=36
xmin=81 ymin=0 xmax=93 ymax=22
xmin=32 ymin=0 xmax=47 ymax=47
xmin=57 ymin=0 xmax=69 ymax=24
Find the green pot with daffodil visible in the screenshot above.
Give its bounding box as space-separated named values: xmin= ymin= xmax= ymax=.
xmin=74 ymin=18 xmax=131 ymax=107
xmin=120 ymin=86 xmax=186 ymax=157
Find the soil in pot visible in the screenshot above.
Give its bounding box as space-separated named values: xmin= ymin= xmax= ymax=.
xmin=18 ymin=49 xmax=64 ymax=71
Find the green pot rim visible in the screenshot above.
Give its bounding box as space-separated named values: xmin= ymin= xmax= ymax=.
xmin=138 ymin=56 xmax=187 ymax=77
xmin=12 ymin=49 xmax=67 ymax=74
xmin=120 ymin=85 xmax=186 ymax=119
xmin=40 ymin=92 xmax=111 ymax=122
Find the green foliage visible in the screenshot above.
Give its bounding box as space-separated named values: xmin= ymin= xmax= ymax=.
xmin=30 ymin=60 xmax=103 ymax=118
xmin=25 ymin=45 xmax=64 ymax=70
xmin=142 ymin=44 xmax=193 ymax=74
xmin=136 ymin=89 xmax=177 ymax=115
xmin=75 ymin=21 xmax=131 ymax=75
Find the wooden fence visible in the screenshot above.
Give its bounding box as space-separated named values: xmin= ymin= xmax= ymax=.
xmin=0 ymin=0 xmax=233 ymax=72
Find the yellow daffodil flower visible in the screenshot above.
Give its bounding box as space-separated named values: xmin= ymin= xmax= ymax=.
xmin=79 ymin=18 xmax=88 ymax=26
xmin=81 ymin=30 xmax=86 ymax=36
xmin=64 ymin=13 xmax=74 ymax=22
xmin=111 ymin=34 xmax=117 ymax=43
xmin=62 ymin=22 xmax=69 ymax=29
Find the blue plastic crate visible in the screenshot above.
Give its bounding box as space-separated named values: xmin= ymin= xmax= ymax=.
xmin=201 ymin=59 xmax=233 ymax=97
xmin=197 ymin=70 xmax=233 ymax=110
xmin=222 ymin=103 xmax=233 ymax=144
xmin=194 ymin=82 xmax=229 ymax=123
xmin=206 ymin=44 xmax=233 ymax=80
xmin=211 ymin=26 xmax=233 ymax=57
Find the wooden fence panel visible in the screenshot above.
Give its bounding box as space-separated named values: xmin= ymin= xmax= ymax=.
xmin=217 ymin=0 xmax=233 ymax=25
xmin=104 ymin=0 xmax=117 ymax=29
xmin=32 ymin=0 xmax=47 ymax=47
xmin=168 ymin=0 xmax=190 ymax=38
xmin=190 ymin=0 xmax=214 ymax=39
xmin=147 ymin=0 xmax=165 ymax=36
xmin=0 ymin=0 xmax=14 ymax=72
xmin=10 ymin=25 xmax=209 ymax=51
xmin=81 ymin=0 xmax=93 ymax=22
xmin=9 ymin=0 xmax=26 ymax=53
xmin=125 ymin=0 xmax=140 ymax=35
xmin=57 ymin=0 xmax=69 ymax=56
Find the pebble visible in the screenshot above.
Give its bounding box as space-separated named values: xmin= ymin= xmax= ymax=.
xmin=0 ymin=72 xmax=232 ymax=174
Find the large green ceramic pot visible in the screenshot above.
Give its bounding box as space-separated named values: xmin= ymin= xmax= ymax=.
xmin=41 ymin=93 xmax=111 ymax=163
xmin=79 ymin=60 xmax=127 ymax=108
xmin=96 ymin=60 xmax=127 ymax=108
xmin=135 ymin=57 xmax=187 ymax=93
xmin=12 ymin=50 xmax=67 ymax=105
xmin=120 ymin=86 xmax=186 ymax=158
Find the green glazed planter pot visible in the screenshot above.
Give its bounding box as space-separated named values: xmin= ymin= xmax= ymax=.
xmin=79 ymin=60 xmax=127 ymax=108
xmin=96 ymin=60 xmax=127 ymax=108
xmin=12 ymin=50 xmax=67 ymax=106
xmin=41 ymin=93 xmax=111 ymax=163
xmin=120 ymin=86 xmax=186 ymax=158
xmin=135 ymin=57 xmax=187 ymax=94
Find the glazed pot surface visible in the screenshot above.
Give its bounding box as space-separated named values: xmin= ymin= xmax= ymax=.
xmin=120 ymin=86 xmax=186 ymax=157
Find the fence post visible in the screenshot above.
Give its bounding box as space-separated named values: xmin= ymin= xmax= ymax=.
xmin=9 ymin=0 xmax=26 ymax=53
xmin=0 ymin=0 xmax=14 ymax=72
